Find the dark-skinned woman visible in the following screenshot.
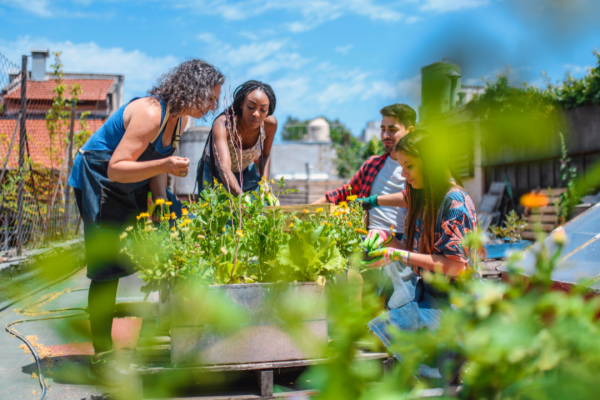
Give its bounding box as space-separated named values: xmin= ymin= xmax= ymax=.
xmin=198 ymin=80 xmax=277 ymax=196
xmin=67 ymin=59 xmax=224 ymax=385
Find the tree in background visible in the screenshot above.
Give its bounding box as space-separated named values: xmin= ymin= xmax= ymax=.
xmin=281 ymin=116 xmax=384 ymax=179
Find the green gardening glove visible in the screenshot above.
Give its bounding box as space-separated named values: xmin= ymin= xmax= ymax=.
xmin=357 ymin=195 xmax=379 ymax=210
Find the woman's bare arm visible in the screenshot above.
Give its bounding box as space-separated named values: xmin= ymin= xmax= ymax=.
xmin=212 ymin=116 xmax=244 ymax=196
xmin=149 ymin=173 xmax=168 ymax=200
xmin=376 ymin=192 xmax=408 ymax=208
xmin=259 ymin=115 xmax=277 ymax=178
xmin=107 ymin=99 xmax=189 ymax=183
xmin=408 ymin=253 xmax=467 ymax=276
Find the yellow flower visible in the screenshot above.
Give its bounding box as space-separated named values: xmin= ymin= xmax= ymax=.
xmin=347 ymin=195 xmax=358 ymax=202
xmin=125 ymin=226 xmax=133 ymax=232
xmin=520 ymin=192 xmax=550 ymax=209
xmin=333 ymin=211 xmax=342 ymax=217
xmin=136 ymin=215 xmax=141 ymax=220
xmin=144 ymin=226 xmax=151 ymax=232
xmin=119 ymin=232 xmax=128 ymax=241
xmin=271 ymin=179 xmax=275 ymax=184
xmin=166 ymin=201 xmax=173 ymax=206
xmin=355 ymin=228 xmax=368 ymax=235
xmin=339 ymin=201 xmax=348 ymax=209
xmin=182 ymin=208 xmax=189 ymax=216
xmin=303 ymin=209 xmax=309 ymax=213
xmin=155 ymin=198 xmax=165 ymax=206
xmin=171 ymin=227 xmax=176 ymax=231
xmin=222 ymin=227 xmax=226 ymax=232
xmin=171 ymin=212 xmax=176 ymax=219
xmin=346 ymin=221 xmax=352 ymax=227
xmin=315 ymin=207 xmax=324 ymax=213
xmin=390 ymin=225 xmax=395 ymax=231
xmin=288 ymin=222 xmax=294 ymax=228
xmin=184 ymin=218 xmax=192 ymax=224
xmin=236 ymin=229 xmax=245 ymax=238
xmin=213 ymin=178 xmax=218 ymax=185
xmin=321 ymin=222 xmax=326 ymax=226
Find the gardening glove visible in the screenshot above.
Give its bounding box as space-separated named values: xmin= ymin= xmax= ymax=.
xmin=361 ymin=248 xmax=410 ymax=271
xmin=357 ymin=195 xmax=379 ymax=210
xmin=362 ymin=229 xmax=392 ymax=251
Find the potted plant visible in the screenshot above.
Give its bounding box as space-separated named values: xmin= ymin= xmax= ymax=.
xmin=484 ymin=210 xmax=532 ymax=259
xmin=121 ymin=178 xmax=366 ymax=366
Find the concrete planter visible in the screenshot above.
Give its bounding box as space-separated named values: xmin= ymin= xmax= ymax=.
xmin=168 ymin=282 xmax=327 ymax=367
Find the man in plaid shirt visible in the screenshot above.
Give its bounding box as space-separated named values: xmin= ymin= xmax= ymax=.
xmin=313 ymin=103 xmax=416 ymax=237
xmin=314 ymin=104 xmax=416 ymax=311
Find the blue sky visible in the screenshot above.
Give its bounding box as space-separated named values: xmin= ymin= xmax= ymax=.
xmin=1 ymin=0 xmax=599 ymax=138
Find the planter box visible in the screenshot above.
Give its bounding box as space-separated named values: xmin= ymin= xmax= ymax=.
xmin=484 ymin=240 xmax=532 ymax=260
xmin=169 ymin=282 xmax=327 ymax=367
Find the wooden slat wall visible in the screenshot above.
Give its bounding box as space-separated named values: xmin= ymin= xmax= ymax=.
xmin=521 ymin=188 xmax=565 ymax=240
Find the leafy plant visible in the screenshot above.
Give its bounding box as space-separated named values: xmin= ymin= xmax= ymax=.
xmin=490 ymin=210 xmax=528 ymax=242
xmin=558 ymin=132 xmax=580 ymax=224
xmin=122 ymin=178 xmax=366 ymax=292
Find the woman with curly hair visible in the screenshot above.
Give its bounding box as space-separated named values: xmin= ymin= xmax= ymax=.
xmin=198 ymin=80 xmax=277 ymax=195
xmin=67 ymin=59 xmax=224 ymax=386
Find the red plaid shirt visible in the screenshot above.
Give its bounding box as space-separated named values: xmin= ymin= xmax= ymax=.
xmin=325 ymin=153 xmax=389 ymax=204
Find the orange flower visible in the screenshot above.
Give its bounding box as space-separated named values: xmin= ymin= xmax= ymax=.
xmin=354 ymin=228 xmax=368 ymax=235
xmin=520 ymin=192 xmax=549 ymax=208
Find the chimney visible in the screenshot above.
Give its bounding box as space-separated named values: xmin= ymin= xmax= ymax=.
xmin=31 ymin=48 xmax=50 ymax=81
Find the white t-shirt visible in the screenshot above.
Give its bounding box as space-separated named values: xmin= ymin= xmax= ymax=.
xmin=368 ymin=156 xmax=407 ymax=234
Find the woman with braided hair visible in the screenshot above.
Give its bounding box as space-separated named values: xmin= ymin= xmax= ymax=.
xmin=198 ymin=80 xmax=277 ymax=195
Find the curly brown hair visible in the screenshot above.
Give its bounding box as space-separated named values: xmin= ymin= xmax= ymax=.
xmin=149 ymin=59 xmax=225 ymax=116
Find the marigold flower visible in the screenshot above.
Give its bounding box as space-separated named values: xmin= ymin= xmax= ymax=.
xmin=222 ymin=227 xmax=226 ymax=232
xmin=236 ymin=229 xmax=245 ymax=238
xmin=182 ymin=208 xmax=189 ymax=216
xmin=355 ymin=228 xmax=368 ymax=235
xmin=346 ymin=221 xmax=352 ymax=227
xmin=184 ymin=218 xmax=192 ymax=224
xmin=304 ymin=209 xmax=309 ymax=213
xmin=136 ymin=215 xmax=142 ymax=220
xmin=520 ymin=192 xmax=549 ymax=208
xmin=166 ymin=201 xmax=173 ymax=206
xmin=171 ymin=212 xmax=176 ymax=219
xmin=347 ymin=195 xmax=358 ymax=202
xmin=288 ymin=222 xmax=294 ymax=228
xmin=155 ymin=198 xmax=165 ymax=206
xmin=321 ymin=222 xmax=326 ymax=226
xmin=119 ymin=232 xmax=127 ymax=240
xmin=339 ymin=201 xmax=348 ymax=209
xmin=316 ymin=207 xmax=324 ymax=213
xmin=333 ymin=211 xmax=342 ymax=217
xmin=390 ymin=225 xmax=395 ymax=231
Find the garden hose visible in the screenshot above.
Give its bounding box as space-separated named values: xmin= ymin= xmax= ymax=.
xmin=4 ymin=285 xmax=88 ymax=400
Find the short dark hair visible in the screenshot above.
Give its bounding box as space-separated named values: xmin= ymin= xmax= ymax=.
xmin=380 ymin=103 xmax=417 ymax=129
xmin=232 ymin=80 xmax=277 ymax=117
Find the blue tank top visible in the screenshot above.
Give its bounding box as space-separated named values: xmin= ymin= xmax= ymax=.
xmin=68 ymin=96 xmax=181 ymax=190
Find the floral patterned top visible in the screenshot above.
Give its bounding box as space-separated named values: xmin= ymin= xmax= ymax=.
xmin=406 ymin=186 xmax=481 ymax=279
xmin=227 ymin=123 xmax=265 ymax=173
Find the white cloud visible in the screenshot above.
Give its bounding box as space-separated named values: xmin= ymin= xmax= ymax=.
xmin=563 ymin=63 xmax=592 ymax=76
xmin=0 ymin=0 xmax=52 ymax=17
xmin=416 ymin=0 xmax=490 ymax=13
xmin=335 ymin=45 xmax=353 ymax=55
xmin=0 ymin=36 xmax=179 ymax=100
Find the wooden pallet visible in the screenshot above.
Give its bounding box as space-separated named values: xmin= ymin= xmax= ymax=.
xmin=127 ymin=317 xmax=392 ymax=400
xmin=521 ymin=188 xmax=565 ymax=240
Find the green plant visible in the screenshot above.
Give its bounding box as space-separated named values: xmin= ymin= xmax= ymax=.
xmin=123 ymin=178 xmax=366 ymax=292
xmin=490 ymin=210 xmax=528 ymax=242
xmin=558 ymin=132 xmax=580 ymax=224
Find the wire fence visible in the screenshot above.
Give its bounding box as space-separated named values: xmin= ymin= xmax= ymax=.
xmin=0 ymin=52 xmax=106 ymax=253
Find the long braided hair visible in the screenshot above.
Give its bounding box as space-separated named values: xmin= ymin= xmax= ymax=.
xmin=231 ymin=80 xmax=277 ymax=117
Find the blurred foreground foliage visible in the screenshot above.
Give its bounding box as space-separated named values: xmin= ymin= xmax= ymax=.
xmin=304 ymin=229 xmax=600 ymax=400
